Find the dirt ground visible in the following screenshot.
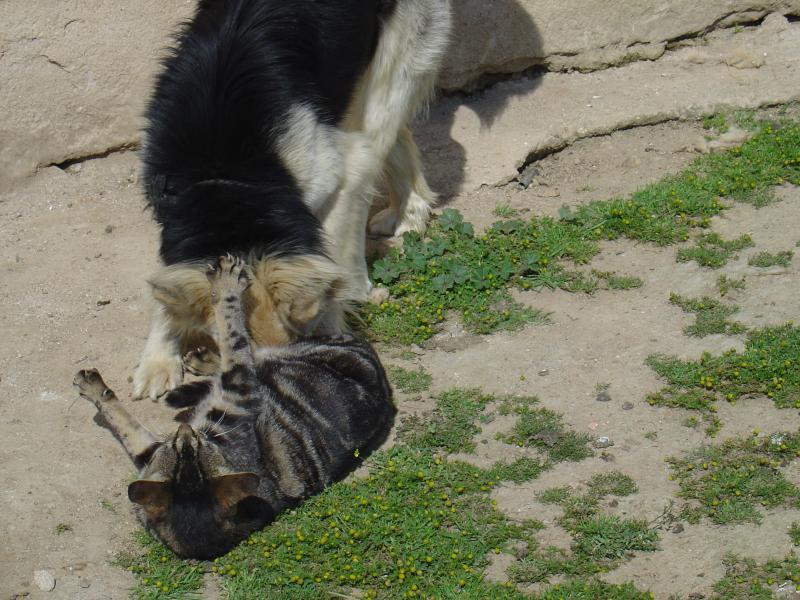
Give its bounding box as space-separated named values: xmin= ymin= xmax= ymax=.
xmin=3 ymin=70 xmax=800 ymax=600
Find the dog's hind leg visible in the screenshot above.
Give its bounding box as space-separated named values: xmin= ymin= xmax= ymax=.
xmin=369 ymin=126 xmax=435 ymax=237
xmin=325 ymin=0 xmax=452 ymax=298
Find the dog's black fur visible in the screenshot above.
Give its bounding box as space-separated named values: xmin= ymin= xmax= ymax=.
xmin=143 ymin=0 xmax=398 ymax=265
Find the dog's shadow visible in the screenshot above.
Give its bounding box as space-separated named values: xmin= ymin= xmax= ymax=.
xmin=368 ymin=0 xmax=541 ymax=258
xmin=419 ymin=0 xmax=542 ymax=203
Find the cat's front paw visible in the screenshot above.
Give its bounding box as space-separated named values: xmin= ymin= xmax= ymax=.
xmin=74 ymin=368 xmax=114 ymax=406
xmin=206 ymin=253 xmax=251 ymax=303
xmin=183 ymin=346 xmax=220 ymax=376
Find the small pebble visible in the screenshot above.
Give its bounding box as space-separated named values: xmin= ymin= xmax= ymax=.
xmin=96 ymin=299 xmax=111 ymax=307
xmin=78 ymin=580 xmax=90 ymax=589
xmin=127 ymin=376 xmax=133 ymax=383
xmin=595 ymin=390 xmax=612 ymax=402
xmin=593 ymin=436 xmax=614 ymax=449
xmin=600 ymin=451 xmax=615 ymax=462
xmin=538 ymin=369 xmax=549 ymax=376
xmin=33 ymin=570 xmax=56 ymax=592
xmin=622 ymin=402 xmax=634 ymax=410
xmin=104 ymin=225 xmax=114 ymax=234
xmin=672 ymin=523 xmax=685 ymax=534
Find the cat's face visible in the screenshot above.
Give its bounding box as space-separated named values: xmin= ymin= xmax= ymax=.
xmin=127 ymin=424 xmax=269 ymax=558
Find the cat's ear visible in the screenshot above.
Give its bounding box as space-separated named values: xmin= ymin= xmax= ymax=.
xmin=211 ymin=472 xmax=260 ymax=511
xmin=128 ymin=479 xmax=171 ymax=519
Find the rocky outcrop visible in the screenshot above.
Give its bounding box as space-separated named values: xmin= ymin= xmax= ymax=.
xmin=0 ymin=1 xmax=191 ymax=190
xmin=440 ymin=0 xmax=800 ymax=90
xmin=2 ymin=0 xmax=799 ymax=188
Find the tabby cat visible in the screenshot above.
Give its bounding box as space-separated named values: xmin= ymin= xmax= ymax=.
xmin=74 ymin=255 xmax=394 ymax=559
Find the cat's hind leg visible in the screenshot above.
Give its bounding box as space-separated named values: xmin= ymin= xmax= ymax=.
xmin=73 ymin=369 xmax=158 ymax=467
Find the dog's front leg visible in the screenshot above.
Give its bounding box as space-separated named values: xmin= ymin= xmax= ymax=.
xmin=74 ymin=369 xmax=158 ymax=467
xmin=320 ymin=134 xmax=384 ymax=302
xmin=133 ymin=305 xmax=183 ymax=400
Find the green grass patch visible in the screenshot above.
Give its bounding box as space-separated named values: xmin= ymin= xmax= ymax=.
xmin=710 ymin=553 xmax=800 ymax=599
xmin=215 ymin=446 xmax=542 ymax=600
xmin=387 ymin=365 xmax=432 ymax=394
xmin=666 ymin=433 xmax=800 ymax=525
xmin=791 ymin=522 xmax=800 ymax=547
xmin=570 ymin=515 xmax=659 ymax=561
xmin=498 ymin=398 xmax=594 ymax=463
xmin=366 ymin=117 xmax=800 ymax=344
xmin=646 ymin=323 xmax=800 ymax=434
xmin=119 ymin=381 xmax=658 ymax=598
xmin=509 ymin=479 xmax=657 ymax=586
xmin=716 ymin=275 xmax=746 ymax=297
xmin=669 ymin=293 xmax=746 ymax=337
xmin=748 ymin=250 xmax=794 ymax=268
xmin=399 ymin=388 xmax=497 ymax=453
xmin=116 ymin=531 xmax=204 ymax=599
xmin=676 ymin=233 xmax=755 ymax=268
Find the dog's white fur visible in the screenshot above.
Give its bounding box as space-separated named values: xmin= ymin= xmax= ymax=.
xmin=134 ymin=0 xmax=451 ymax=399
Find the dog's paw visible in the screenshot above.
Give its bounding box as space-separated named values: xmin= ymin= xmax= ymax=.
xmin=206 ymin=254 xmax=251 ymax=303
xmin=367 ymin=286 xmax=390 ymax=305
xmin=133 ymin=355 xmax=183 ymax=401
xmin=73 ymin=368 xmax=114 ymax=405
xmin=183 ymin=346 xmax=220 ymax=376
xmin=368 ymin=208 xmax=399 ymax=237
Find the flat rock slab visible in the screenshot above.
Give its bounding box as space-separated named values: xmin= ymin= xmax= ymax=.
xmin=419 ymin=17 xmax=800 ymax=196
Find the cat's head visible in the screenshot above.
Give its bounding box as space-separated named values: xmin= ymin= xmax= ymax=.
xmin=128 ymin=423 xmax=271 ymax=558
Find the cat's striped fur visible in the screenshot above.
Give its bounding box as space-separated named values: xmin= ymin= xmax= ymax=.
xmin=73 ymin=255 xmax=394 ymax=559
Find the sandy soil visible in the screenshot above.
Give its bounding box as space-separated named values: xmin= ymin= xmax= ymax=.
xmin=2 ymin=99 xmax=800 ymax=600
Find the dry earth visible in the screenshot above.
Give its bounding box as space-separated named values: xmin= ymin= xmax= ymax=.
xmin=2 ymin=16 xmax=800 ymax=600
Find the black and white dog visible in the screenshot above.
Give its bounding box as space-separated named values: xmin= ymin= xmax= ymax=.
xmin=134 ymin=0 xmax=451 ymax=399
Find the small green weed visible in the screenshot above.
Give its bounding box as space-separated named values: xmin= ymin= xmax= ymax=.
xmin=117 ymin=530 xmax=204 ymax=599
xmin=387 ymin=365 xmax=432 ymax=394
xmin=587 ymin=472 xmax=637 ymax=497
xmin=710 ymin=553 xmax=800 ymax=599
xmin=538 ymin=487 xmax=574 ymax=505
xmin=716 ymin=275 xmax=746 ymax=297
xmin=791 ymin=522 xmax=800 ymax=546
xmin=683 ymin=416 xmax=699 ymax=429
xmin=748 ymin=250 xmax=794 ymax=268
xmin=100 ymin=499 xmax=117 ymax=513
xmin=591 ymin=270 xmax=644 ymax=291
xmin=669 ymin=293 xmax=746 ymax=337
xmin=367 ymin=117 xmax=800 ymax=344
xmin=703 ymin=113 xmax=730 ymax=133
xmin=493 ymin=203 xmax=520 ymax=218
xmin=647 ymin=323 xmax=800 ymax=433
xmin=54 ymin=523 xmax=72 ymax=535
xmin=644 ymin=431 xmax=658 ymax=441
xmin=676 ymin=233 xmax=754 ymax=268
xmin=667 ymin=432 xmax=800 ymax=524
